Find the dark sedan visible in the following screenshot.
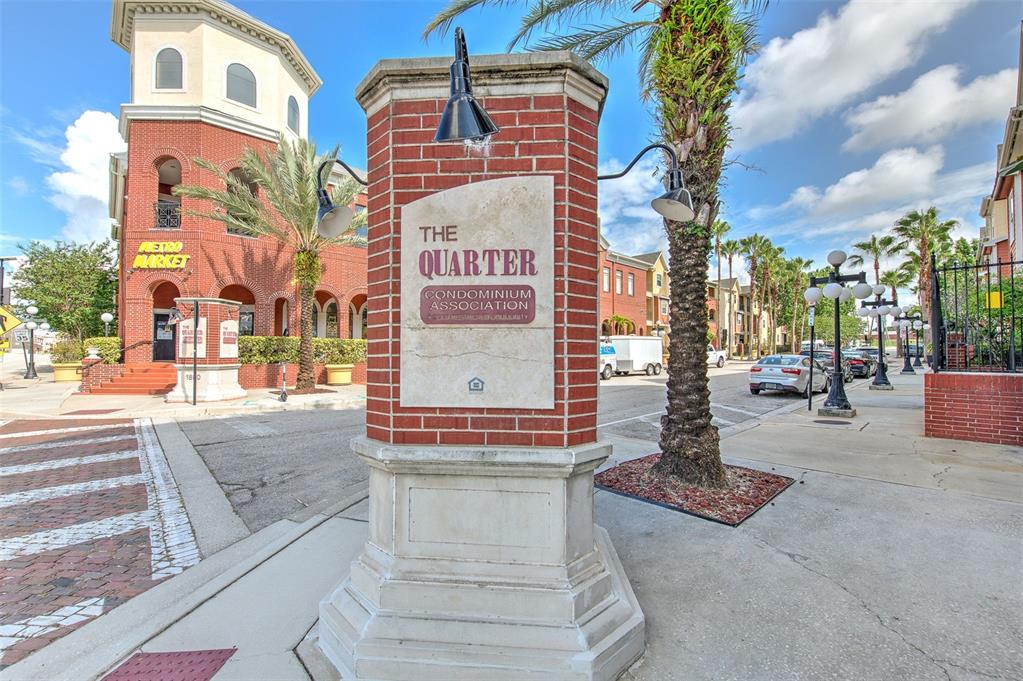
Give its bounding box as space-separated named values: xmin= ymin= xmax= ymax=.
xmin=842 ymin=350 xmax=877 ymax=378
xmin=800 ymin=350 xmax=853 ymax=383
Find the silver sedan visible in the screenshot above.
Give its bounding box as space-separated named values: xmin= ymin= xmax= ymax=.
xmin=749 ymin=354 xmax=830 ymax=397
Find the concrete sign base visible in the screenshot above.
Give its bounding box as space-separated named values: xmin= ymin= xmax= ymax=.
xmin=318 ymin=438 xmax=645 ymax=680
xmin=165 ymin=364 xmax=246 ymax=403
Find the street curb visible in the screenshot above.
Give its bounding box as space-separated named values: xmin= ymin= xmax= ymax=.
xmin=151 ymin=417 xmax=250 ymax=557
xmin=0 ymin=487 xmax=369 ymax=681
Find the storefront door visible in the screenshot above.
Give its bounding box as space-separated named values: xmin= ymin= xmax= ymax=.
xmin=153 ymin=312 xmax=176 ymax=361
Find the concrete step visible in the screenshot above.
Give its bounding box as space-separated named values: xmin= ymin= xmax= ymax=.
xmin=89 ymin=386 xmax=173 ymax=395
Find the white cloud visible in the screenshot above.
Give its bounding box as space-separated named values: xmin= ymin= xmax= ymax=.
xmin=843 ymin=65 xmax=1017 ymax=150
xmin=42 ymin=111 xmax=126 ymax=243
xmin=598 ymin=156 xmax=669 ymax=256
xmin=7 ymin=177 xmax=29 ymax=196
xmin=732 ymin=0 xmax=975 ymax=150
xmin=790 ymin=146 xmax=945 ymax=218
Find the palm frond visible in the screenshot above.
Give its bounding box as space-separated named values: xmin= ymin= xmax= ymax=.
xmin=533 ymin=20 xmax=655 ymax=62
xmin=507 ymin=0 xmax=638 ymax=50
xmin=424 ymin=0 xmax=524 ymax=40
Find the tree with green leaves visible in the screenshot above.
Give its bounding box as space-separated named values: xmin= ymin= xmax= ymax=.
xmin=784 ymin=257 xmax=814 ymax=352
xmin=848 ymin=234 xmax=902 ymax=285
xmin=174 ymin=138 xmax=365 ymax=391
xmin=719 ymin=238 xmax=741 ymax=355
xmin=12 ymin=241 xmax=117 ymax=342
xmin=740 ymin=233 xmax=770 ymax=360
xmin=426 ymin=0 xmax=765 ymax=489
xmin=892 ymin=207 xmax=956 ymax=330
xmin=879 ymin=266 xmax=913 ymax=356
xmin=711 ymin=220 xmax=730 ymax=349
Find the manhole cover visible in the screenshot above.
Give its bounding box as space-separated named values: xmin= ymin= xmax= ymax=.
xmin=102 ymin=649 xmax=236 ymax=681
xmin=814 ymin=419 xmax=851 ymax=425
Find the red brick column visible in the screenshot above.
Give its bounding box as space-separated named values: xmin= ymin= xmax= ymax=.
xmin=360 ymin=60 xmax=604 ymax=449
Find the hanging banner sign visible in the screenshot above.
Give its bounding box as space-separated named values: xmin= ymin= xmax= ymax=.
xmin=400 ymin=176 xmax=554 ymax=409
xmin=178 ymin=317 xmax=207 ymax=359
xmin=808 ymin=306 xmax=816 ymax=327
xmin=132 ymin=242 xmax=191 ymax=269
xmin=220 ymin=319 xmax=239 ymax=359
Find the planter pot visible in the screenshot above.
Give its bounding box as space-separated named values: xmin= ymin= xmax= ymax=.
xmin=52 ymin=362 xmax=82 ymax=382
xmin=326 ymin=363 xmax=354 ymax=386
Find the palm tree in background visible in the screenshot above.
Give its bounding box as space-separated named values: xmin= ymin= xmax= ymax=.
xmin=711 ymin=220 xmax=731 ymax=350
xmin=740 ymin=234 xmax=770 ymax=360
xmin=786 ymin=257 xmax=814 ymax=352
xmin=880 ymin=266 xmax=914 ymax=356
xmin=848 ymin=234 xmax=902 ymax=285
xmin=174 ymin=138 xmax=366 ymax=391
xmin=426 ymin=0 xmax=766 ymax=488
xmin=892 ymin=207 xmax=957 ymax=329
xmin=720 ymin=239 xmax=742 ymax=355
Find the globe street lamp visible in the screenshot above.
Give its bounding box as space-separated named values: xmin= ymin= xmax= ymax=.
xmin=805 ymin=250 xmax=871 ymax=417
xmin=893 ymin=312 xmax=922 ymax=374
xmin=101 ymin=312 xmax=114 ymax=337
xmin=23 ymin=305 xmax=39 ymax=379
xmin=859 ymin=289 xmax=895 ymax=391
xmin=913 ymin=320 xmax=924 ymax=367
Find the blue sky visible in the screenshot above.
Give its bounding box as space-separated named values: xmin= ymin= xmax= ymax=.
xmin=1 ymin=0 xmax=1020 ymax=297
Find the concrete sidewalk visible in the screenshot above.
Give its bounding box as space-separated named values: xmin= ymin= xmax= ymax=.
xmin=4 ymin=371 xmax=1020 ymax=681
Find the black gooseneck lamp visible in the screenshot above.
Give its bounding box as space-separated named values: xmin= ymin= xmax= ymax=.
xmin=597 ymin=143 xmax=695 ymax=223
xmin=434 ymin=27 xmax=500 ymax=143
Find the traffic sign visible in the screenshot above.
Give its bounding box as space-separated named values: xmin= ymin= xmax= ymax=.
xmin=807 ymin=306 xmax=816 ymax=327
xmin=0 ymin=306 xmax=23 ymax=334
xmin=14 ymin=329 xmax=30 ymax=344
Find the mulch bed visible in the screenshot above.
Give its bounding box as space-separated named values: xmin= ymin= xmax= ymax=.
xmin=595 ymin=453 xmax=795 ymax=526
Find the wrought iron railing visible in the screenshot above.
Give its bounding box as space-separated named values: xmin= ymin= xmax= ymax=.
xmin=931 ymin=254 xmax=1021 ymax=373
xmin=154 ymin=201 xmax=181 ymax=229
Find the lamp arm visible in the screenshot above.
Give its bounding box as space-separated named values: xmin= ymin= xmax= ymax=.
xmin=317 ymin=158 xmax=368 ymax=191
xmin=597 ymin=143 xmax=679 ymax=181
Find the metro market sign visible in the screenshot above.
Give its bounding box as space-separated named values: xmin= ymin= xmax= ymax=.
xmin=132 ymin=241 xmax=191 ymax=269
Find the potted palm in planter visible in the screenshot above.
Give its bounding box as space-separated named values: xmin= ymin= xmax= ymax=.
xmin=50 ymin=339 xmax=85 ymax=382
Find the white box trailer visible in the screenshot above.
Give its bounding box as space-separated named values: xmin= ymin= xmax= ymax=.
xmin=607 ymin=335 xmax=663 ymax=376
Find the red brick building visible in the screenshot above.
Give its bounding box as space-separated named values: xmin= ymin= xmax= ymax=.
xmin=109 ymin=0 xmax=367 ymax=365
xmin=598 ymin=235 xmax=649 ymax=335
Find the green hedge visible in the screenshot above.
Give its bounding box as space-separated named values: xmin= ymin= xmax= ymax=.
xmin=84 ymin=337 xmax=122 ymax=364
xmin=50 ymin=339 xmax=85 ymax=364
xmin=238 ymin=336 xmax=367 ymax=365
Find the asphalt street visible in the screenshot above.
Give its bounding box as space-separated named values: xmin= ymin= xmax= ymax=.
xmin=176 ymin=362 xmax=837 ymax=531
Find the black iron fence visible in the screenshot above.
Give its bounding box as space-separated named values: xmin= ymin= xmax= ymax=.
xmin=931 ymin=254 xmax=1021 ymax=373
xmin=154 ymin=201 xmax=181 ymax=229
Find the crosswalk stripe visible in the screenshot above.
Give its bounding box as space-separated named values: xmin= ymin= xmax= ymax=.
xmin=0 ymin=512 xmax=150 ymax=561
xmin=0 ymin=423 xmax=132 ymax=441
xmin=0 ymin=450 xmax=138 ymax=477
xmin=0 ymin=474 xmax=146 ymax=509
xmin=0 ymin=433 xmax=136 ymax=456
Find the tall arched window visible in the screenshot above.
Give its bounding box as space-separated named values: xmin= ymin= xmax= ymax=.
xmin=226 ymin=63 xmax=256 ymax=107
xmin=155 ymin=48 xmax=183 ymax=89
xmin=287 ymin=96 xmax=300 ymax=133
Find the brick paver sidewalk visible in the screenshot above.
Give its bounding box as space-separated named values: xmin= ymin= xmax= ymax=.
xmin=0 ymin=418 xmax=199 ymax=668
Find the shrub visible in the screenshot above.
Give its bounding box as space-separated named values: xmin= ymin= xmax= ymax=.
xmin=50 ymin=339 xmax=85 ymax=364
xmin=83 ymin=337 xmax=122 ymax=364
xmin=237 ymin=336 xmax=367 ymax=365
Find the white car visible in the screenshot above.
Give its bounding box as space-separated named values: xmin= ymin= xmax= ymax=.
xmin=707 ymin=344 xmax=727 ymax=368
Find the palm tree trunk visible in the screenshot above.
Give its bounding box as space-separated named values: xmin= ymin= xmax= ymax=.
xmin=297 ymin=280 xmax=315 ymax=390
xmin=654 ymin=229 xmax=727 ymax=489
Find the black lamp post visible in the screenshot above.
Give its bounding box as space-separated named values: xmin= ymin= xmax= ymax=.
xmin=804 ymin=250 xmax=873 ymax=417
xmin=913 ymin=321 xmax=924 ymax=367
xmin=23 ymin=305 xmax=39 ymax=380
xmin=597 ymin=143 xmax=695 ymax=222
xmin=894 ymin=312 xmax=922 ymax=374
xmin=858 ymin=288 xmax=900 ymax=391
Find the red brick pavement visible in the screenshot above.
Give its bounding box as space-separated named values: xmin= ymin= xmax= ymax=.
xmin=0 ymin=418 xmax=198 ymax=670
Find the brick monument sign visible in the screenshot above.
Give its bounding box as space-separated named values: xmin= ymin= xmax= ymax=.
xmin=318 ymin=50 xmax=644 ymax=679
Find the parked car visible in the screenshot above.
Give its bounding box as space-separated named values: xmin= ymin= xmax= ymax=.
xmin=598 ymin=341 xmax=617 ymax=381
xmin=749 ymin=354 xmax=830 ymax=397
xmin=707 ymin=344 xmax=727 ymax=368
xmin=800 ymin=349 xmax=854 ymax=383
xmin=606 ymin=335 xmax=663 ymax=376
xmin=842 ymin=349 xmax=877 ymax=378
xmin=855 ymin=346 xmax=891 ymax=363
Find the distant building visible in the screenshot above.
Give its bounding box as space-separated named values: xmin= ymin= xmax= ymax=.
xmin=978 ymin=22 xmax=1022 ymax=266
xmin=598 ymin=235 xmax=649 ymax=335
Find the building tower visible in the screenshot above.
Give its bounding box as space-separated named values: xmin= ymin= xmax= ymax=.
xmin=109 ymin=0 xmax=367 ymax=367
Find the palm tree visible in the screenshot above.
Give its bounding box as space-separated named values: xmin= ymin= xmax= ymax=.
xmin=880 ymin=266 xmax=913 ymax=356
xmin=892 ymin=207 xmax=957 ymax=330
xmin=848 ymin=234 xmax=902 ymax=285
xmin=426 ymin=0 xmax=764 ymax=489
xmin=760 ymin=244 xmax=784 ymax=354
xmin=740 ymin=233 xmax=770 ymax=360
xmin=786 ymin=257 xmax=813 ymax=352
xmin=174 ymin=138 xmax=365 ymax=390
xmin=711 ymin=220 xmax=730 ymax=349
xmin=720 ymin=239 xmax=742 ymax=355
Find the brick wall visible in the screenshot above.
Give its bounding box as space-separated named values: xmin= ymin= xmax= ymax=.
xmin=359 ymin=58 xmax=607 ymax=449
xmin=237 ymin=362 xmax=367 ymax=389
xmin=924 ymin=372 xmax=1023 ymax=446
xmin=79 ymin=359 xmax=125 ymax=393
xmin=598 ymin=249 xmax=648 ymax=335
xmin=118 ymin=119 xmax=368 ymax=364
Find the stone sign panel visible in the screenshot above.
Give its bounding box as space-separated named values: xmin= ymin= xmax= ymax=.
xmin=178 ymin=317 xmax=207 ymax=359
xmin=219 ymin=319 xmax=239 ymax=359
xmin=400 ymin=176 xmax=554 ymax=408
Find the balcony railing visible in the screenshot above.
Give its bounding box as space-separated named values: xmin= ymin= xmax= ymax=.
xmin=154 ymin=201 xmax=181 ymax=230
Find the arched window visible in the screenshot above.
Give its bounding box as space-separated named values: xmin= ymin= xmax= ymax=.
xmin=155 ymin=48 xmax=183 ymax=89
xmin=226 ymin=63 xmax=256 ymax=107
xmin=287 ymin=96 xmax=300 ymax=133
